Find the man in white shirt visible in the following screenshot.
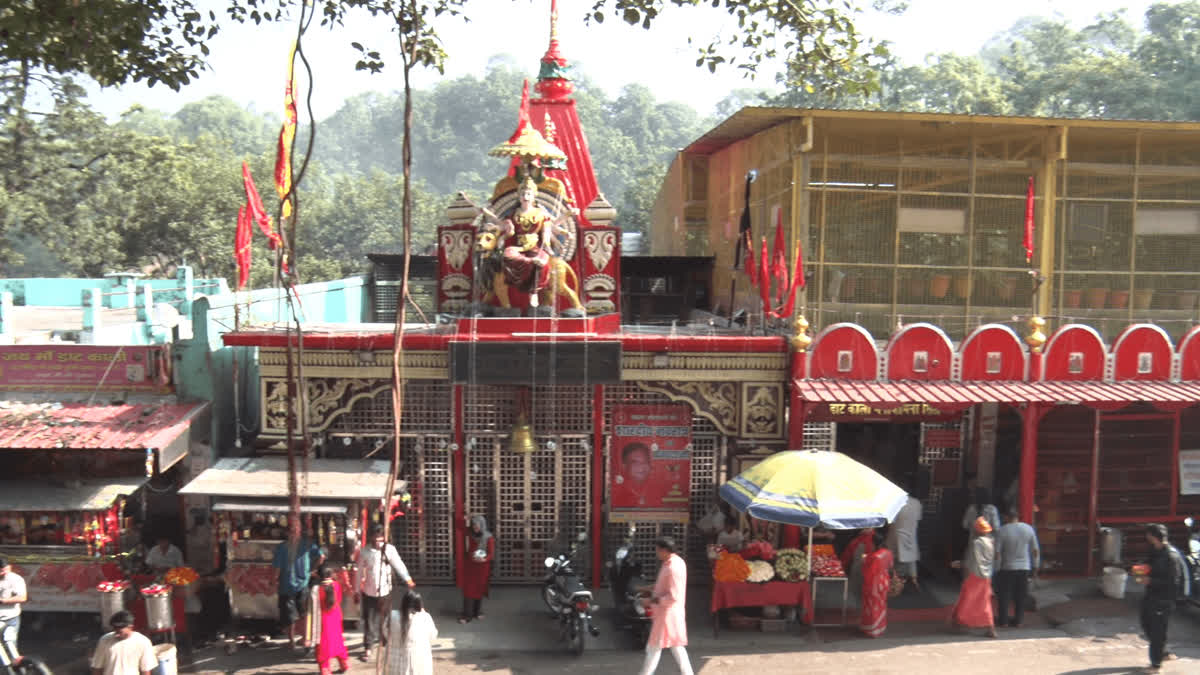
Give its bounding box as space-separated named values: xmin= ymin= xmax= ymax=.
xmin=887 ymin=495 xmax=923 ymax=591
xmin=90 ymin=610 xmax=158 ymax=675
xmin=357 ymin=525 xmax=414 ymax=660
xmin=144 ymin=536 xmax=185 ymax=574
xmin=0 ymin=557 xmax=28 ymax=666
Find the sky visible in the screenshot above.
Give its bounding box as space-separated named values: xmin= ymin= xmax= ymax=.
xmin=83 ymin=0 xmax=1163 ymax=122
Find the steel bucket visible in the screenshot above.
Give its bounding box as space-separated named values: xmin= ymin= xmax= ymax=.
xmin=144 ymin=589 xmax=174 ymax=631
xmin=1100 ymin=527 xmax=1123 ymax=564
xmin=99 ymin=589 xmax=126 ymax=628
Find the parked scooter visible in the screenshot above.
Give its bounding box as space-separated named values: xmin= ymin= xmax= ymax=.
xmin=1180 ymin=516 xmax=1200 ymax=608
xmin=607 ymin=524 xmax=651 ymax=649
xmin=542 ymin=531 xmax=600 ymax=656
xmin=0 ymin=624 xmax=51 ymax=675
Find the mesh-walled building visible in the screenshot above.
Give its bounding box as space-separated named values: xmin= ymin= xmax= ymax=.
xmin=654 ymin=108 xmax=1200 ymax=576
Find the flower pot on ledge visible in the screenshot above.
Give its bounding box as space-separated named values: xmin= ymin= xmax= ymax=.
xmin=929 ymin=274 xmax=951 ymax=299
xmin=1084 ymin=288 xmax=1109 ymax=309
xmin=1063 ymin=289 xmax=1083 ymax=309
xmin=1108 ymin=290 xmax=1130 ymax=309
xmin=1132 ymin=289 xmax=1154 ymax=310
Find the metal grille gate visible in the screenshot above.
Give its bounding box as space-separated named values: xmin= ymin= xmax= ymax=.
xmin=325 ymin=381 xmax=454 ymax=582
xmin=603 ymin=384 xmax=724 ymax=583
xmin=463 ymin=384 xmax=593 ymax=583
xmin=917 ymin=410 xmax=971 ymax=559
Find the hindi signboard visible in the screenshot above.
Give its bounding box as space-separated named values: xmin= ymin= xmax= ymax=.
xmin=0 ymin=345 xmax=170 ymax=393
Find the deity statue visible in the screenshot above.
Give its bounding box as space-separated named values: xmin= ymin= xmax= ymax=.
xmin=475 ymin=176 xmax=584 ymax=312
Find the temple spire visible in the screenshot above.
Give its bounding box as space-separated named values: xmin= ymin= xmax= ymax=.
xmin=535 ymin=0 xmax=573 ymax=101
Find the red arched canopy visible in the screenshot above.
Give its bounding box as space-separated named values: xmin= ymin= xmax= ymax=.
xmin=886 ymin=323 xmax=954 ymax=380
xmin=959 ymin=324 xmax=1027 ymax=381
xmin=809 ymin=323 xmax=878 ymax=380
xmin=1042 ymin=324 xmax=1107 ymax=381
xmin=1111 ymin=324 xmax=1173 ymax=381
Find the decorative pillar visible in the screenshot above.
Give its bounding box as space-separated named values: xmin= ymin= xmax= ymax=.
xmin=788 ymin=314 xmax=812 ymax=449
xmin=452 ymin=384 xmax=466 ymax=586
xmin=1021 ymin=316 xmax=1048 ymax=524
xmin=81 ymin=288 xmax=102 ymax=344
xmin=591 ymin=384 xmax=605 ymax=588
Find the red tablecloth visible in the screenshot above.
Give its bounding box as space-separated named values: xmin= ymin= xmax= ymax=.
xmin=711 ymin=580 xmax=811 ymax=621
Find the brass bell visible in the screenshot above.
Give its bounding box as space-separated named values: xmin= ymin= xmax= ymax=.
xmin=509 ymin=414 xmax=537 ymax=454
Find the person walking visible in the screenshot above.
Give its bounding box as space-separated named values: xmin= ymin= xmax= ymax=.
xmin=887 ymin=492 xmax=922 ymax=592
xmin=0 ymin=557 xmax=27 ymax=668
xmin=311 ymin=567 xmax=349 ymax=675
xmin=388 ymin=591 xmax=437 ymax=675
xmin=272 ymin=532 xmax=326 ymax=650
xmin=962 ymin=486 xmax=1001 ymax=543
xmin=637 ymin=537 xmax=693 ymax=675
xmin=1138 ymin=523 xmax=1184 ymax=672
xmin=358 ymin=525 xmax=414 ymax=661
xmin=950 ymin=516 xmax=997 ymax=638
xmin=994 ymin=510 xmax=1040 ymax=628
xmin=859 ymin=531 xmax=894 ymax=638
xmin=458 ymin=515 xmax=494 ymax=623
xmin=90 ymin=610 xmax=157 ymax=675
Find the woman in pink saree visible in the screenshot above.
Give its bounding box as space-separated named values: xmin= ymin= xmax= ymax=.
xmin=859 ymin=531 xmax=893 ymax=638
xmin=311 ymin=566 xmax=349 ymax=675
xmin=638 ymin=537 xmax=694 ymax=675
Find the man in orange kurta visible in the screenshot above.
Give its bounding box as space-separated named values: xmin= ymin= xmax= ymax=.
xmin=638 ymin=537 xmax=693 ymax=675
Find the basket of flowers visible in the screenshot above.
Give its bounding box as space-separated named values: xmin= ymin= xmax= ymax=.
xmin=740 ymin=540 xmax=776 ymax=562
xmin=96 ymin=580 xmax=130 ymax=593
xmin=164 ymin=567 xmax=199 ymax=587
xmin=773 ymin=548 xmax=808 ymax=582
xmin=713 ymin=551 xmax=751 ymax=583
xmin=810 ymin=555 xmax=845 ymax=578
xmin=746 ymin=560 xmax=775 ymax=583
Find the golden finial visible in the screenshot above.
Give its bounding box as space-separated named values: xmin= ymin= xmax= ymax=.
xmin=790 ymin=314 xmax=812 ymax=352
xmin=1026 ymin=315 xmax=1047 ymax=354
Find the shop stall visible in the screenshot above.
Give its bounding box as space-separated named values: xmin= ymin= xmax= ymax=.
xmin=708 ymin=540 xmax=845 ymax=635
xmin=179 ymin=457 xmax=404 ymax=626
xmin=0 ymin=477 xmax=142 ymax=613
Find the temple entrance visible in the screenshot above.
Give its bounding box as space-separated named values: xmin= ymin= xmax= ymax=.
xmin=836 ymin=422 xmax=922 ymax=491
xmin=464 ymin=434 xmax=592 ymax=582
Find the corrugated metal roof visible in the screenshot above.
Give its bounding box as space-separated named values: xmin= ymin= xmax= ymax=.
xmin=0 ymin=477 xmax=146 ymax=511
xmin=0 ymin=400 xmax=208 ymax=450
xmin=685 ymin=106 xmax=1200 ymax=156
xmin=794 ymin=379 xmax=1200 ymax=406
xmin=179 ymin=457 xmax=400 ymax=500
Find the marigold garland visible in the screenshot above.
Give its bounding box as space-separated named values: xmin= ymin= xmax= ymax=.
xmin=713 ymin=551 xmax=750 ymax=583
xmin=164 ymin=567 xmax=199 ymax=586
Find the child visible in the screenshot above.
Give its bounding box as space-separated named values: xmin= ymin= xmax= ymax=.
xmin=312 ymin=566 xmax=349 ymax=675
xmin=391 ymin=591 xmax=438 ymax=675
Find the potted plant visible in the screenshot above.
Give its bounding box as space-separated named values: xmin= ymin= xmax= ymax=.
xmin=1062 ymin=275 xmax=1084 ymax=309
xmin=1083 ymin=275 xmax=1109 ymax=310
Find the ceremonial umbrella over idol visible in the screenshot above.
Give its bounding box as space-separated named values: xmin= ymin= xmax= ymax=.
xmin=718 ymin=450 xmax=909 ymax=579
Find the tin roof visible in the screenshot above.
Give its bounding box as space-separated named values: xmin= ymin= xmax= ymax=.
xmin=179 ymin=457 xmax=400 ymax=500
xmin=0 ymin=477 xmax=146 ymax=511
xmin=794 ymin=379 xmax=1200 ymax=407
xmin=0 ymin=400 xmax=209 ymax=450
xmin=685 ymin=106 xmax=1200 ymax=155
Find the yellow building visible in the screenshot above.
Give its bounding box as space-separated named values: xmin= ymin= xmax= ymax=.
xmin=653 ymin=108 xmax=1200 ymax=341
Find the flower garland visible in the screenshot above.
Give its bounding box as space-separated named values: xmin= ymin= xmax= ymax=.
xmin=741 ymin=540 xmax=776 ymax=561
xmin=773 ymin=548 xmax=809 ymax=582
xmin=747 ymin=560 xmax=775 ymax=583
xmin=811 ymin=555 xmax=845 ymax=578
xmin=97 ymin=580 xmax=130 ymax=593
xmin=713 ymin=551 xmax=750 ymax=583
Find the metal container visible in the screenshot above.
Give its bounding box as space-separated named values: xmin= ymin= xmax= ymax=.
xmin=1100 ymin=527 xmax=1123 ymax=564
xmin=99 ymin=589 xmax=126 ymax=628
xmin=144 ymin=589 xmax=174 ymax=631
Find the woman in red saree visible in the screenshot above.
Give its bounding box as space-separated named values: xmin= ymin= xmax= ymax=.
xmin=950 ymin=516 xmax=997 ymax=638
xmin=860 ymin=531 xmax=893 ymax=638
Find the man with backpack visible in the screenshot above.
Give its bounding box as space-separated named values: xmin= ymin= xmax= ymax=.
xmin=1138 ymin=524 xmax=1185 ymax=672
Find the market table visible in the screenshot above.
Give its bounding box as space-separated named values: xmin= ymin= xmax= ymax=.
xmin=710 ymin=580 xmax=811 ymax=637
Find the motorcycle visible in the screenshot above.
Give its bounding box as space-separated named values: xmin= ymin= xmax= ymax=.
xmin=1181 ymin=516 xmax=1200 ymax=608
xmin=542 ymin=531 xmax=600 ymax=656
xmin=0 ymin=623 xmax=51 ymax=675
xmin=607 ymin=524 xmax=651 ymax=649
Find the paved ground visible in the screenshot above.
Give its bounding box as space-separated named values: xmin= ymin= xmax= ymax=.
xmin=21 ymin=580 xmax=1200 ymax=674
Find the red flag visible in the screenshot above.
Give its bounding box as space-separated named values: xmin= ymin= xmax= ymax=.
xmin=771 ymin=207 xmax=788 ymax=296
xmin=234 ymin=206 xmax=252 ymax=290
xmin=759 ymin=236 xmax=770 ymax=315
xmin=509 ymin=80 xmax=531 ymax=143
xmin=771 ymin=242 xmax=806 ymax=318
xmin=744 ymin=232 xmax=757 ymax=287
xmin=1023 ymin=176 xmax=1035 ymax=264
xmin=243 ymin=162 xmax=288 ymax=274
